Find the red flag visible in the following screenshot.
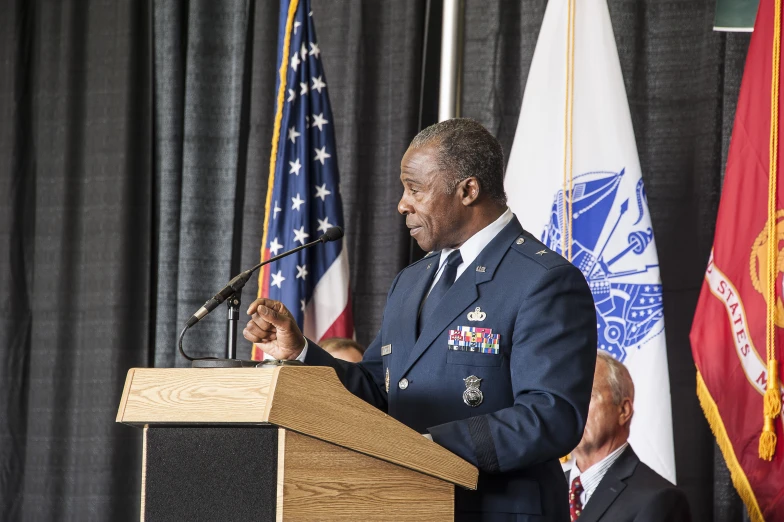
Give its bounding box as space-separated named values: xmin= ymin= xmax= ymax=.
xmin=690 ymin=0 xmax=784 ymax=520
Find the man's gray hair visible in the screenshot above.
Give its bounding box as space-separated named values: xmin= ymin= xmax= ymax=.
xmin=597 ymin=350 xmax=635 ymax=406
xmin=409 ymin=118 xmax=507 ymax=206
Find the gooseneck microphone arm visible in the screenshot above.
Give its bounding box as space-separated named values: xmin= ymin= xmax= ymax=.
xmin=178 ymin=226 xmax=344 ymax=362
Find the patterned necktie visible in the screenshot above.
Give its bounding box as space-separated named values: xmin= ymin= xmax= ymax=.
xmin=570 ymin=476 xmax=584 ymax=521
xmin=418 ymin=250 xmax=463 ymax=336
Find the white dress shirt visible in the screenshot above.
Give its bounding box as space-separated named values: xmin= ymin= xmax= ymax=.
xmin=426 ymin=207 xmax=514 ymax=295
xmin=293 ymin=208 xmax=514 ymax=362
xmin=568 ymin=442 xmax=629 ymax=506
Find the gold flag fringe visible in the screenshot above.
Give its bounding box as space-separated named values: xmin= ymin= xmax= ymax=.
xmin=697 ymin=372 xmax=765 ymax=522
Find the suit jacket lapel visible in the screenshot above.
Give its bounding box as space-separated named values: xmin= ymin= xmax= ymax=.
xmin=396 ymin=253 xmax=439 ymax=362
xmin=399 ymin=218 xmax=524 ymax=376
xmin=578 ymin=446 xmax=638 ymax=522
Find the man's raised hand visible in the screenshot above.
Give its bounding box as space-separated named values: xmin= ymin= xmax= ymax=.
xmin=243 ymin=298 xmax=306 ymax=360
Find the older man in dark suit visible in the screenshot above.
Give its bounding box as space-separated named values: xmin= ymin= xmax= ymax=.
xmin=244 ymin=118 xmax=598 ymax=521
xmin=567 ymin=351 xmax=691 ymax=522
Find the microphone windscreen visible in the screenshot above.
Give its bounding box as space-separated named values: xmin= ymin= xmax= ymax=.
xmin=321 ymin=226 xmax=344 ymax=242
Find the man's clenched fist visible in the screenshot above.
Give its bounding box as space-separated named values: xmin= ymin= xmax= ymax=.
xmin=243 ymin=298 xmax=306 ymax=360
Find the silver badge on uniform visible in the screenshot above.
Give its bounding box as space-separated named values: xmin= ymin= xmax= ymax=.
xmin=466 ymin=307 xmax=486 ymax=321
xmin=463 ymin=375 xmax=483 ymax=407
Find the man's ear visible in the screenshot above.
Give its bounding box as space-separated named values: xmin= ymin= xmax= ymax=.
xmin=619 ymin=398 xmax=634 ymax=427
xmin=459 ymin=177 xmax=480 ymax=206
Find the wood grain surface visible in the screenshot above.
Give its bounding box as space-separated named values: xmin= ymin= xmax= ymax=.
xmin=117 ymin=366 xmax=477 ymax=490
xmin=140 ymin=425 xmax=147 ymax=522
xmin=280 ymin=430 xmax=453 ymax=521
xmin=277 ymin=428 xmax=286 ymax=522
xmin=116 ymin=368 xmax=276 ymax=424
xmin=269 ymin=366 xmax=478 ymax=490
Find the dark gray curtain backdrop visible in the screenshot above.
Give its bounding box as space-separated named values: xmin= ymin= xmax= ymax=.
xmin=0 ymin=0 xmax=754 ymax=520
xmin=153 ymin=0 xmax=253 ymax=366
xmin=0 ymin=0 xmax=152 ymax=519
xmin=310 ymin=1 xmax=427 ymax=345
xmin=153 ymin=0 xmax=426 ymax=364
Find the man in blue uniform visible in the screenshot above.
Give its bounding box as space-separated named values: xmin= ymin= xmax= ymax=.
xmin=244 ymin=118 xmax=597 ymax=521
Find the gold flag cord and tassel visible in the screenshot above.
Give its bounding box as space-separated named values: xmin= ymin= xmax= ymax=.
xmin=760 ymin=0 xmax=783 ymax=461
xmin=561 ymin=0 xmax=576 ymax=264
xmin=559 ymin=0 xmax=577 ymax=466
xmin=258 ymin=0 xmax=299 ymax=286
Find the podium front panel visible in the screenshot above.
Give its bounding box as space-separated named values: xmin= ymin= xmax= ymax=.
xmin=142 ymin=426 xmax=278 ymax=521
xmin=280 ymin=430 xmax=454 ymax=521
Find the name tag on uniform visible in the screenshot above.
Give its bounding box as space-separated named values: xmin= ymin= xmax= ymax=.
xmin=381 ymin=344 xmax=392 ymax=356
xmin=448 ymin=326 xmax=500 ymax=354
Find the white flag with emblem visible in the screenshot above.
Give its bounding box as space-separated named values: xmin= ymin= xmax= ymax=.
xmin=505 ymin=0 xmax=676 ymax=483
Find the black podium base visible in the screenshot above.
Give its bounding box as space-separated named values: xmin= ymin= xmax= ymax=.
xmin=144 ymin=426 xmax=278 ymax=521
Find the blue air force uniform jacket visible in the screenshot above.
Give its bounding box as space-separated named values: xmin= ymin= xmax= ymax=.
xmin=305 ymin=216 xmax=597 ymax=521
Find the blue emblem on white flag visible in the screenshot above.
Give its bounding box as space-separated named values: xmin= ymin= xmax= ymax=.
xmin=541 ymin=169 xmax=664 ymax=363
xmin=505 ymin=0 xmax=676 ymax=483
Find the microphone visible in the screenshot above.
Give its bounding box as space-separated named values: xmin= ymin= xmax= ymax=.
xmin=185 ymin=226 xmax=344 ymax=328
xmin=320 ymin=226 xmax=344 ymax=242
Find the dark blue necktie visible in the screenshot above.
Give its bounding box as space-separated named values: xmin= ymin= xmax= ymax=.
xmin=418 ymin=250 xmax=462 ymax=336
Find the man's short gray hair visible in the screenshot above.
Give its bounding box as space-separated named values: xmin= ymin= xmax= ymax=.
xmin=409 ymin=118 xmax=507 ymax=206
xmin=597 ymin=351 xmax=635 ymax=406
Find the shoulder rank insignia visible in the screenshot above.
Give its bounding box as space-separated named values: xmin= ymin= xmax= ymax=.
xmin=385 ymin=368 xmax=390 ymax=393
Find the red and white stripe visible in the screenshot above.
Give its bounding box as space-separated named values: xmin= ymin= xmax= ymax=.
xmin=303 ymin=246 xmax=353 ymax=341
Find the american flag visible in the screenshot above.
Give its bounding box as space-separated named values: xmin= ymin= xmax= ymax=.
xmin=253 ymin=0 xmax=353 ymax=359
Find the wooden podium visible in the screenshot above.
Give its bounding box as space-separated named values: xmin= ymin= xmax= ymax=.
xmin=117 ymin=365 xmax=478 ymax=521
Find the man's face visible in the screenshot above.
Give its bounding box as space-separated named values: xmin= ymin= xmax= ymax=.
xmin=398 ymin=143 xmax=465 ymax=252
xmin=575 ymin=361 xmax=627 ymax=456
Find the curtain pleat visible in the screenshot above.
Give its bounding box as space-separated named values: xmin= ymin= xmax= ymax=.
xmin=153 ymin=0 xmax=250 ymax=366
xmin=1 ymin=0 xmax=152 ymax=519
